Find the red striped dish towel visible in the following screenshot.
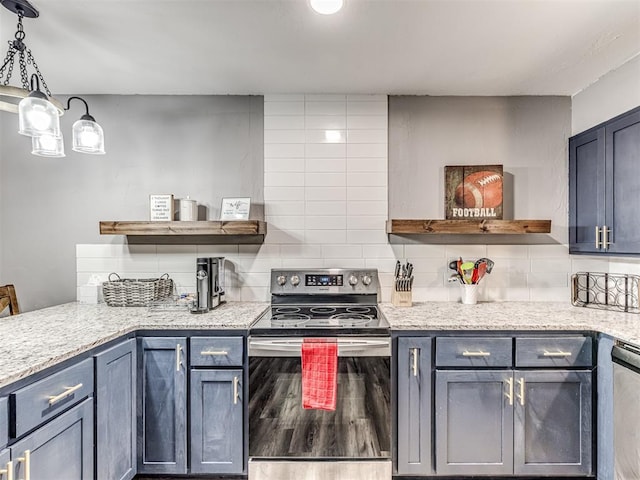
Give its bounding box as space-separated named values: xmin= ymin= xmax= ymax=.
xmin=301 ymin=338 xmax=338 ymax=411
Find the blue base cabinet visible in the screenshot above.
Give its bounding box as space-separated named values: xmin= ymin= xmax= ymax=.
xmin=0 ymin=449 xmax=10 ymax=480
xmin=396 ymin=337 xmax=432 ymax=475
xmin=190 ymin=369 xmax=244 ymax=474
xmin=137 ymin=337 xmax=187 ymax=475
xmin=96 ymin=339 xmax=137 ymax=480
xmin=11 ymin=398 xmax=94 ymax=480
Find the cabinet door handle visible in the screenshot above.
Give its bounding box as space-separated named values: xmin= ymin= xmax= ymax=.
xmin=505 ymin=377 xmax=513 ymax=406
xmin=233 ymin=376 xmax=240 ymax=405
xmin=595 ymin=226 xmax=602 ymax=249
xmin=0 ymin=460 xmax=14 ymax=480
xmin=462 ymin=350 xmax=491 ymax=357
xmin=543 ymin=350 xmax=572 ymax=357
xmin=201 ymin=350 xmax=228 ymax=356
xmin=48 ymin=383 xmax=83 ymax=406
xmin=176 ymin=344 xmax=182 ymax=372
xmin=411 ymin=348 xmax=418 ymax=377
xmin=16 ymin=451 xmax=29 ymax=480
xmin=602 ymin=225 xmax=610 ymax=250
xmin=516 ymin=378 xmax=525 ymax=406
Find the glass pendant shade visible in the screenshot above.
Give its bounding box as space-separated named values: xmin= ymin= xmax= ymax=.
xmin=72 ymin=118 xmax=105 ymax=154
xmin=18 ymin=96 xmax=61 ymax=138
xmin=31 ymin=133 xmax=65 ymax=157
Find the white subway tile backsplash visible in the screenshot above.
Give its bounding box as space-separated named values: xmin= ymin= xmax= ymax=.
xmin=265 ymin=201 xmax=305 ymax=216
xmin=347 ymin=101 xmax=388 ymax=116
xmin=486 ymin=245 xmax=529 ymax=258
xmin=530 ymin=258 xmax=571 ymax=273
xmin=527 ymin=272 xmax=569 ymax=288
xmin=347 ymin=172 xmax=387 ymax=186
xmin=347 ymin=115 xmax=387 ymax=129
xmin=305 ymin=143 xmax=346 ymax=158
xmin=234 ymin=257 xmax=280 ymax=273
xmin=264 ymin=143 xmax=305 ymax=158
xmin=239 ymin=244 xmax=281 ymax=257
xmin=570 ymin=257 xmax=611 ymax=273
xmin=264 ymin=130 xmax=306 ymax=144
xmin=347 ymin=129 xmax=388 ymax=144
xmin=363 ymin=257 xmax=398 ymax=272
xmin=321 ymin=244 xmax=363 ymax=258
xmin=196 ymin=245 xmax=240 ymax=256
xmin=404 ymin=244 xmax=447 ymax=258
xmin=411 ymin=258 xmax=449 ymax=273
xmin=264 ymin=228 xmax=305 ymax=244
xmin=305 ymin=94 xmax=346 ymax=102
xmin=305 ymin=187 xmax=347 ymax=201
xmin=346 ymin=216 xmax=386 ymax=230
xmin=305 ymin=158 xmax=346 ymax=173
xmin=529 ymin=245 xmax=570 ymax=257
xmin=265 ymin=172 xmax=305 ymax=187
xmin=305 ymin=129 xmax=346 ymax=144
xmin=158 ymin=256 xmax=195 ymax=274
xmin=305 ymin=216 xmax=347 ymax=230
xmin=240 ymin=286 xmax=270 ymax=302
xmin=264 ymin=187 xmax=305 ymax=201
xmin=305 ymin=173 xmax=346 ymax=187
xmin=529 ymin=287 xmax=570 ymax=302
xmin=346 ymin=201 xmax=387 ymax=216
xmin=264 ymin=115 xmax=305 ymax=130
xmin=346 ymin=94 xmax=387 ymax=102
xmin=347 ymin=157 xmax=387 ymax=172
xmin=304 ymin=230 xmax=347 ymax=244
xmin=156 ymin=245 xmax=197 ymax=255
xmin=238 ymin=272 xmax=271 ymax=287
xmin=362 ymin=244 xmax=404 ymax=259
xmin=347 ymin=186 xmax=387 ymax=202
xmin=445 ymin=245 xmax=488 ymax=260
xmin=264 ymin=94 xmax=305 ymax=102
xmin=485 ymin=287 xmax=530 ymax=302
xmin=265 ymin=215 xmax=306 ymax=230
xmin=305 ymin=102 xmax=346 ymax=116
xmin=280 ymin=244 xmax=323 ymax=258
xmin=305 ymin=116 xmax=347 ymax=130
xmin=347 ymin=230 xmax=389 ymax=244
xmin=77 ymin=258 xmax=120 ymax=273
xmin=323 ymin=258 xmax=366 ymax=268
xmin=264 ymin=101 xmax=305 ymax=116
xmin=346 ymin=143 xmax=388 ymax=158
xmin=282 ymin=258 xmax=325 ymax=268
xmin=265 ymin=158 xmax=306 ymax=173
xmin=305 ymin=201 xmax=347 ymax=216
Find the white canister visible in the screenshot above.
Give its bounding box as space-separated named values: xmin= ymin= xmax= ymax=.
xmin=179 ymin=197 xmax=198 ymax=221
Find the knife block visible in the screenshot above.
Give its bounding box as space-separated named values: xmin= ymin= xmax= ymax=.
xmin=392 ymin=290 xmax=412 ymax=307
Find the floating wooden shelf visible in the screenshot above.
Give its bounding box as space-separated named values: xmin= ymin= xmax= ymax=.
xmin=100 ymin=220 xmax=267 ymax=238
xmin=386 ymin=219 xmax=552 ymax=235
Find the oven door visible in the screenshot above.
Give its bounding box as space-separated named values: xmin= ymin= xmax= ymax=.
xmin=248 ymin=336 xmax=391 ymax=460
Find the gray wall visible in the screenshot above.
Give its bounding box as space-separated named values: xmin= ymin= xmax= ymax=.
xmin=0 ymin=95 xmax=263 ymax=312
xmin=388 ymin=96 xmax=571 ymax=243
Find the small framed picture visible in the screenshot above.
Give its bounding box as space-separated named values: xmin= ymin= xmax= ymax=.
xmin=444 ymin=165 xmax=503 ymax=220
xmin=220 ymin=197 xmax=251 ymax=220
xmin=149 ymin=194 xmax=174 ymax=221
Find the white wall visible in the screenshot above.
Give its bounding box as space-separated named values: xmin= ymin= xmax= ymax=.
xmin=572 ymin=55 xmax=640 ymax=134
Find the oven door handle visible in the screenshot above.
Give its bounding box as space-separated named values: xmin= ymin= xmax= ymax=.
xmin=248 ymin=338 xmax=391 ymax=357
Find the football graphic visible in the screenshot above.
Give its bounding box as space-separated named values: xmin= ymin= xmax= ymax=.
xmin=454 ymin=171 xmax=503 ymax=209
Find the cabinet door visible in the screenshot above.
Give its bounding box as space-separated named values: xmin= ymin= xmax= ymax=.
xmin=435 ymin=370 xmax=513 ymax=476
xmin=190 ymin=369 xmax=244 ymax=474
xmin=11 ymin=398 xmax=93 ymax=480
xmin=0 ymin=448 xmax=10 ymax=480
xmin=569 ymin=127 xmax=606 ymax=254
xmin=605 ymin=109 xmax=640 ymax=254
xmin=96 ymin=339 xmax=136 ymax=480
xmin=138 ymin=337 xmax=187 ymax=474
xmin=513 ymin=370 xmax=592 ymax=476
xmin=396 ymin=337 xmax=432 ymax=475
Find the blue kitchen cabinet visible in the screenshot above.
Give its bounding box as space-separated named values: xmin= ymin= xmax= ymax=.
xmin=137 ymin=337 xmax=187 ymax=474
xmin=11 ymin=398 xmax=94 ymax=480
xmin=396 ymin=337 xmax=432 ymax=475
xmin=570 ymin=106 xmax=640 ymax=254
xmin=95 ymin=339 xmax=136 ymax=480
xmin=190 ymin=369 xmax=244 ymax=474
xmin=0 ymin=397 xmax=7 ymax=449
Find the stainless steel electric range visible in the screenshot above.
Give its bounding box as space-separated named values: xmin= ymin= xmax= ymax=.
xmin=247 ymin=268 xmax=391 ymax=480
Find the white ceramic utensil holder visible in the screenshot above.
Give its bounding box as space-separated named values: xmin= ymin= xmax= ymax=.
xmin=460 ymin=284 xmax=478 ymax=305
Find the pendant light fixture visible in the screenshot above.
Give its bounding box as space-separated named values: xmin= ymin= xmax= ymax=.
xmin=0 ymin=0 xmax=106 ymax=157
xmin=309 ymin=0 xmax=344 ymax=15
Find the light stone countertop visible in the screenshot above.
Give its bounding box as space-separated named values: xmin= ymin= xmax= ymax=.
xmin=0 ymin=301 xmax=268 ymax=389
xmin=2 ymin=300 xmax=639 ymax=390
xmin=381 ymin=301 xmax=640 ymax=345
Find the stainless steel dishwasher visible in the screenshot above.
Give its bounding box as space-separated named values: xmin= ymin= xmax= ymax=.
xmin=613 ymin=342 xmax=640 ymax=480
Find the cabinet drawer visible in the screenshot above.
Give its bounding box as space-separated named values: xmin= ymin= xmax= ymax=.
xmin=515 ymin=337 xmax=593 ymax=367
xmin=0 ymin=397 xmax=6 ymax=449
xmin=13 ymin=358 xmax=94 ymax=438
xmin=190 ymin=337 xmax=243 ymax=367
xmin=436 ymin=337 xmax=512 ymax=367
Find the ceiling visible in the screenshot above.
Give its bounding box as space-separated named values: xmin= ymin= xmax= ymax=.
xmin=1 ymin=0 xmax=639 ymax=96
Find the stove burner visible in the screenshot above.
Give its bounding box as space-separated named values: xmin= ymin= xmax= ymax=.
xmin=309 ymin=306 xmax=337 ymax=314
xmin=271 ymin=313 xmax=311 ymax=327
xmin=329 ymin=313 xmax=373 ymax=326
xmin=345 ymin=306 xmax=374 ymax=314
xmin=274 ymin=306 xmax=301 ymax=314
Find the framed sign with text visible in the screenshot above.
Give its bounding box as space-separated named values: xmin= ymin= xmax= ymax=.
xmin=220 ymin=197 xmax=251 ymax=220
xmin=149 ymin=194 xmax=174 ymax=221
xmin=445 ymin=165 xmax=503 ymax=219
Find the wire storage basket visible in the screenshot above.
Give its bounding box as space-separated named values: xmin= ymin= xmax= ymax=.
xmin=571 ymin=272 xmax=640 ymax=314
xmin=102 ymin=273 xmax=174 ymax=307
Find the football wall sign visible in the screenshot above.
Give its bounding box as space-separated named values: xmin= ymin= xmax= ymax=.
xmin=445 ymin=165 xmax=503 ymax=220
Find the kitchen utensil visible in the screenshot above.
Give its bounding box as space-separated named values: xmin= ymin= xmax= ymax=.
xmin=476 ymin=257 xmax=495 ymax=274
xmin=460 ymin=261 xmax=475 ymax=284
xmin=448 ymin=274 xmax=462 ymax=284
xmin=395 ymin=260 xmax=401 ymax=279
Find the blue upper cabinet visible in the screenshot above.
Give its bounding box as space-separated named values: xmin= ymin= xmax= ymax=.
xmin=570 ymin=106 xmax=640 ymax=255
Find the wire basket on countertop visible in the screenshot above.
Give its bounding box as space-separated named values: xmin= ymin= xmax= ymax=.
xmin=102 ymin=273 xmax=174 ymax=307
xmin=571 ymin=272 xmax=640 ymax=314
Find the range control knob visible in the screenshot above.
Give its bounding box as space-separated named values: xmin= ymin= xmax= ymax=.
xmin=290 ymin=275 xmax=300 ymax=286
xmin=276 ymin=275 xmax=287 ymax=286
xmin=362 ymin=274 xmax=372 ymax=286
xmin=348 ymin=275 xmax=359 ymax=286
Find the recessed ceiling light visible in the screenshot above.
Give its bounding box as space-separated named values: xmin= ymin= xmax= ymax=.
xmin=309 ymin=0 xmax=344 ymax=15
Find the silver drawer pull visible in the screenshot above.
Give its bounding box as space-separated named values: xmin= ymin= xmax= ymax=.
xmin=543 ymin=350 xmax=572 ymax=357
xmin=201 ymin=350 xmax=228 ymax=356
xmin=462 ymin=350 xmax=491 ymax=357
xmin=48 ymin=383 xmax=83 ymax=405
